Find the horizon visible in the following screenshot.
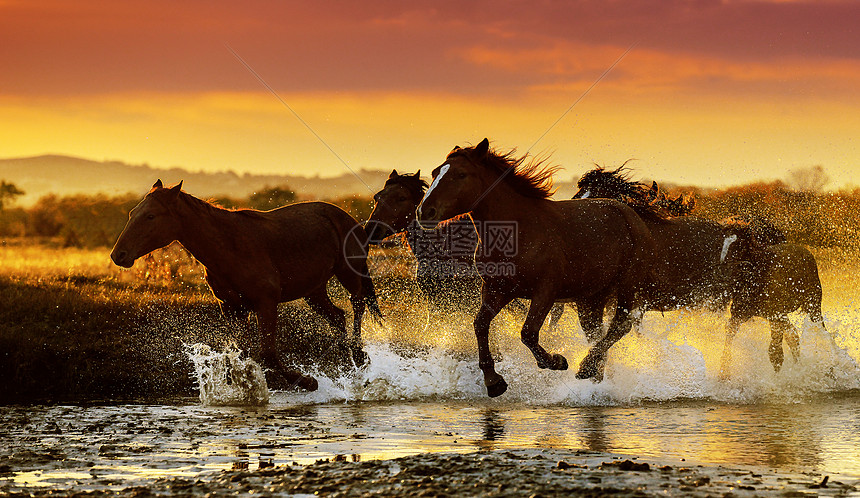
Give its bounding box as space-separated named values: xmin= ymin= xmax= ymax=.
xmin=2 ymin=1 xmax=859 ymax=190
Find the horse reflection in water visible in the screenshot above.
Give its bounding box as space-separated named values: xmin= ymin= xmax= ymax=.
xmin=110 ymin=180 xmax=382 ymax=391
xmin=417 ymin=139 xmax=657 ymax=396
xmin=574 ymin=166 xmax=827 ymax=377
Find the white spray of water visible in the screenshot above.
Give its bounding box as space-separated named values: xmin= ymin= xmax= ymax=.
xmin=183 ymin=305 xmax=860 ymax=408
xmin=184 ymin=343 xmax=269 ymax=406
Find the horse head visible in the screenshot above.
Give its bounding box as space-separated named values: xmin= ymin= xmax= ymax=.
xmin=365 ymin=169 xmax=427 ymax=244
xmin=110 ymin=179 xmax=184 ymax=268
xmin=417 ymin=138 xmax=492 ymax=229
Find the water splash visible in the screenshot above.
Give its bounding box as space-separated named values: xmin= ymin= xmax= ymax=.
xmin=185 ymin=343 xmax=269 ymax=406
xmin=265 ymin=306 xmax=860 ymax=407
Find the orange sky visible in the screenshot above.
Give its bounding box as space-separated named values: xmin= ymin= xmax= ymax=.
xmin=2 ymin=0 xmax=859 ymax=190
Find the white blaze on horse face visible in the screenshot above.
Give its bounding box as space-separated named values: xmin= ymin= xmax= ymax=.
xmin=720 ymin=234 xmax=738 ymax=263
xmin=579 ymin=189 xmax=591 ymax=199
xmin=418 ymin=163 xmax=450 ymax=218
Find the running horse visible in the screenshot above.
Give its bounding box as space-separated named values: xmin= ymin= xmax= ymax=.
xmin=574 ymin=166 xmax=734 ymax=322
xmin=365 ymin=170 xmax=482 ymax=310
xmin=364 ymin=169 xmax=566 ymax=323
xmin=720 ymin=219 xmax=825 ymax=378
xmin=417 ymin=139 xmax=657 ymax=397
xmin=573 ymin=166 xmax=824 ymax=376
xmin=110 ymin=180 xmax=382 ymax=391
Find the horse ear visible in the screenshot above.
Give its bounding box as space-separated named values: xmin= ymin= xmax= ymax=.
xmin=475 ymin=138 xmax=490 ymax=157
xmin=413 ymin=170 xmax=420 ymax=178
xmin=153 ymin=179 xmax=163 ymax=189
xmin=168 ymin=181 xmax=183 ymax=198
xmin=389 ymin=169 xmax=399 ymax=178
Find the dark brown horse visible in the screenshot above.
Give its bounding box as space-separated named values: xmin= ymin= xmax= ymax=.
xmin=719 ymin=220 xmax=825 ymax=377
xmin=573 ymin=166 xmax=823 ymax=375
xmin=417 ymin=139 xmax=657 ymax=397
xmin=365 ymin=169 xmax=482 ymax=310
xmin=110 ymin=180 xmax=382 ymax=391
xmin=574 ymin=166 xmax=735 ymax=317
xmin=365 ymin=169 xmax=566 ymax=323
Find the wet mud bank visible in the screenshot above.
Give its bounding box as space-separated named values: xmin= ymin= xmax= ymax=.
xmin=6 ymin=449 xmax=856 ymax=497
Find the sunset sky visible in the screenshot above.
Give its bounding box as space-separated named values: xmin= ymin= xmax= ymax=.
xmin=2 ymin=0 xmax=859 ymax=191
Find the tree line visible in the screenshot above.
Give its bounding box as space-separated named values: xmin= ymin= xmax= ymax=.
xmin=0 ymin=185 xmax=373 ymax=248
xmin=0 ymin=177 xmax=857 ymax=250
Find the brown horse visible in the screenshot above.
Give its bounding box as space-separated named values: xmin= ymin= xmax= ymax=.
xmin=574 ymin=166 xmax=821 ymax=375
xmin=574 ymin=166 xmax=735 ymax=319
xmin=719 ymin=220 xmax=825 ymax=377
xmin=417 ymin=139 xmax=657 ymax=396
xmin=365 ymin=169 xmax=566 ymax=323
xmin=365 ymin=169 xmax=483 ymax=310
xmin=110 ymin=180 xmax=382 ymax=391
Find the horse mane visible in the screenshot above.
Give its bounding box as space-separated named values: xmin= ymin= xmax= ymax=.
xmin=576 ymin=165 xmax=697 ymax=220
xmin=384 ymin=172 xmax=429 ymax=202
xmin=151 ymin=185 xmax=268 ymax=220
xmin=455 ymin=145 xmax=558 ymax=199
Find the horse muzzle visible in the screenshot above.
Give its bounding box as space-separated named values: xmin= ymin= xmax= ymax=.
xmin=364 ymin=220 xmax=394 ymax=245
xmin=110 ymin=249 xmax=135 ymax=268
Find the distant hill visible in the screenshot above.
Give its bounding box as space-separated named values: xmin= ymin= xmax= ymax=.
xmin=0 ymin=154 xmax=585 ymax=206
xmin=0 ymin=155 xmax=398 ymax=206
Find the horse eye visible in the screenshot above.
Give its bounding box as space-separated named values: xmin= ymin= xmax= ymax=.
xmin=146 ymin=213 xmax=156 ymax=220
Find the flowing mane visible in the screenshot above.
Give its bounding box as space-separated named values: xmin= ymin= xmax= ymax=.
xmin=451 ymin=145 xmax=559 ymax=199
xmin=576 ymin=165 xmax=695 ymax=220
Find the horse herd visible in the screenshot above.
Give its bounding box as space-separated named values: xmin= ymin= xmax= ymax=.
xmin=110 ymin=138 xmax=825 ymax=398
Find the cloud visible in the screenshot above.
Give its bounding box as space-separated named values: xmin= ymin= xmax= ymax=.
xmin=3 ymin=0 xmax=859 ymax=98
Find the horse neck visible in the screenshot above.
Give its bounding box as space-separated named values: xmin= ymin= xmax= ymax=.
xmin=469 ymin=179 xmax=543 ymax=224
xmin=172 ymin=195 xmax=234 ymax=268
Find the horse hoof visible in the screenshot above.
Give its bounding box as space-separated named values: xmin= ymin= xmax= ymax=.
xmin=575 ymin=362 xmax=597 ymax=380
xmin=552 ymin=354 xmax=568 ymax=371
xmin=352 ymin=348 xmax=369 ymax=368
xmin=297 ymin=375 xmax=319 ymax=392
xmin=486 ymin=378 xmax=508 ymax=398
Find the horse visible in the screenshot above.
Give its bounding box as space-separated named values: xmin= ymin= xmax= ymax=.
xmin=365 ymin=169 xmax=483 ymax=311
xmin=110 ymin=180 xmax=382 ymax=391
xmin=719 ymin=219 xmax=825 ymax=377
xmin=416 ymin=139 xmax=657 ymax=397
xmin=574 ymin=166 xmax=736 ymax=318
xmin=365 ymin=169 xmax=566 ymax=323
xmin=573 ymin=165 xmax=821 ymax=376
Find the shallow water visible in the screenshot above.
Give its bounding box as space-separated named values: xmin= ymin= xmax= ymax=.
xmin=4 ymin=275 xmax=860 ymax=493
xmin=2 ymin=394 xmax=859 ymax=492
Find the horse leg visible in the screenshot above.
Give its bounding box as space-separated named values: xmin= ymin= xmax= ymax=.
xmin=547 ymin=302 xmax=565 ymax=330
xmin=220 ymin=301 xmax=253 ymax=354
xmin=576 ymin=298 xmax=639 ymax=381
xmin=348 ymin=294 xmax=369 ymax=367
xmin=333 ymin=264 xmax=373 ymax=367
xmin=718 ymin=315 xmax=744 ymax=380
xmin=521 ymin=294 xmax=568 ymax=371
xmin=257 ymin=302 xmax=318 ymax=392
xmin=576 ymin=298 xmax=606 ymax=343
xmin=304 ymin=289 xmax=367 ymax=367
xmin=768 ymin=316 xmax=794 ymax=372
xmin=474 ymin=284 xmax=515 ymax=398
